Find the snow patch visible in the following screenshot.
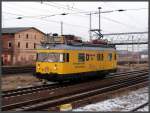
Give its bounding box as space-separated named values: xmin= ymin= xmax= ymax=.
xmin=73 ymin=87 xmax=149 ymax=111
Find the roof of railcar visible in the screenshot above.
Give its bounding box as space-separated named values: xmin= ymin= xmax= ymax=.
xmin=37 ymin=43 xmax=116 ymax=51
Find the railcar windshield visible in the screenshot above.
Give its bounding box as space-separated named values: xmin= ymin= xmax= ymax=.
xmin=37 ymin=53 xmax=64 ymax=62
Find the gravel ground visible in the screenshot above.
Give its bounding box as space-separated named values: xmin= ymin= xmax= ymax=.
xmin=73 ymin=87 xmax=149 ymax=112
xmin=1 ymin=73 xmax=42 ymax=91
xmin=117 ymin=63 xmax=148 ymax=72
xmin=1 ymin=64 xmax=148 ymax=91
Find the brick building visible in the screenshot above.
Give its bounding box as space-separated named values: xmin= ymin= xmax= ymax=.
xmin=1 ymin=27 xmax=46 ymax=66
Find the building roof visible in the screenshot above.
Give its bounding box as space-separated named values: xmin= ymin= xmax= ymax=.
xmin=2 ymin=27 xmax=46 ymax=35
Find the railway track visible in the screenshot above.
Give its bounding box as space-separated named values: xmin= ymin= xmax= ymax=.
xmin=38 ymin=76 xmax=148 ymax=111
xmin=1 ymin=69 xmax=148 ymax=111
xmin=130 ymin=102 xmax=149 ymax=112
xmin=2 ymin=66 xmax=35 ymax=74
xmin=2 ymin=69 xmax=147 ymax=97
xmin=2 ymin=83 xmax=58 ymax=97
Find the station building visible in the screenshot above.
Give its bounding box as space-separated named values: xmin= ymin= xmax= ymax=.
xmin=1 ymin=27 xmax=46 ymax=66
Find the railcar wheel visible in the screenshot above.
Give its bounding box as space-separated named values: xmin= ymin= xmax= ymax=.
xmin=39 ymin=79 xmax=48 ymax=84
xmin=42 ymin=81 xmax=47 ymax=84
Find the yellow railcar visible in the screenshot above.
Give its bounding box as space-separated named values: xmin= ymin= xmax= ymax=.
xmin=35 ymin=43 xmax=117 ymax=81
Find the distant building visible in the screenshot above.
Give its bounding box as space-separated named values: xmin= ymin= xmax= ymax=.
xmin=1 ymin=27 xmax=46 ymax=66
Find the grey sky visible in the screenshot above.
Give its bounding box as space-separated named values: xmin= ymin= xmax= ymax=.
xmin=2 ymin=1 xmax=148 ymax=42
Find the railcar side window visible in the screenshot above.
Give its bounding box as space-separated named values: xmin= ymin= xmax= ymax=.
xmin=100 ymin=54 xmax=104 ymax=61
xmin=102 ymin=54 xmax=104 ymax=60
xmin=78 ymin=53 xmax=85 ymax=62
xmin=66 ymin=53 xmax=69 ymax=62
xmin=86 ymin=54 xmax=89 ymax=61
xmin=108 ymin=53 xmax=112 ymax=61
xmin=97 ymin=54 xmax=100 ymax=61
xmin=63 ymin=53 xmax=69 ymax=62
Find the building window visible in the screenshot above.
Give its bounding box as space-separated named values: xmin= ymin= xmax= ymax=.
xmin=18 ymin=42 xmax=20 ymax=48
xmin=26 ymin=43 xmax=28 ymax=48
xmin=34 ymin=43 xmax=36 ymax=49
xmin=78 ymin=53 xmax=85 ymax=62
xmin=8 ymin=42 xmax=12 ymax=48
xmin=108 ymin=53 xmax=112 ymax=61
xmin=26 ymin=34 xmax=28 ymax=39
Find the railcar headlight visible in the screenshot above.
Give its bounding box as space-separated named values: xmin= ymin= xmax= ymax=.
xmin=54 ymin=66 xmax=57 ymax=70
xmin=54 ymin=64 xmax=57 ymax=70
xmin=37 ymin=64 xmax=40 ymax=69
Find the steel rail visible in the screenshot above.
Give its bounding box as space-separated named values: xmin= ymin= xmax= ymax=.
xmin=20 ymin=75 xmax=148 ymax=111
xmin=2 ymin=83 xmax=58 ymax=97
xmin=3 ymin=69 xmax=148 ymax=97
xmin=1 ymin=71 xmax=148 ymax=111
xmin=130 ymin=102 xmax=149 ymax=112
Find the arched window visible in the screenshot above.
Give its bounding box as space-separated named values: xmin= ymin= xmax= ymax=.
xmin=8 ymin=41 xmax=12 ymax=48
xmin=18 ymin=42 xmax=20 ymax=48
xmin=26 ymin=34 xmax=28 ymax=39
xmin=26 ymin=43 xmax=28 ymax=48
xmin=34 ymin=43 xmax=36 ymax=49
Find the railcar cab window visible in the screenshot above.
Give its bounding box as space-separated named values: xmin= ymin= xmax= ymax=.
xmin=108 ymin=53 xmax=112 ymax=61
xmin=37 ymin=53 xmax=65 ymax=62
xmin=78 ymin=53 xmax=85 ymax=62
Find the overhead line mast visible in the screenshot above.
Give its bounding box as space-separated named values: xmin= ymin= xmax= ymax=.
xmin=88 ymin=7 xmax=126 ymax=40
xmin=98 ymin=7 xmax=102 ymax=39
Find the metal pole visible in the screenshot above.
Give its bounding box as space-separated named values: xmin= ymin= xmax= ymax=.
xmin=132 ymin=35 xmax=134 ymax=70
xmin=137 ymin=38 xmax=140 ymax=65
xmin=98 ymin=7 xmax=101 ymax=39
xmin=89 ymin=13 xmax=92 ymax=41
xmin=61 ymin=21 xmax=63 ymax=35
xmin=2 ymin=16 xmax=4 ymax=28
xmin=132 ymin=36 xmax=134 ymax=53
xmin=127 ymin=37 xmax=130 ymax=67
